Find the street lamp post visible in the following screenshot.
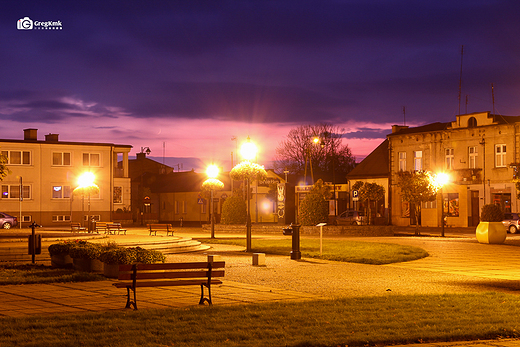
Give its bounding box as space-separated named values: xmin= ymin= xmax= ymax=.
xmin=74 ymin=172 xmax=98 ymax=233
xmin=241 ymin=137 xmax=257 ymax=252
xmin=230 ymin=136 xmax=266 ymax=253
xmin=204 ymin=165 xmax=222 ymax=239
xmin=435 ymin=172 xmax=450 ymax=237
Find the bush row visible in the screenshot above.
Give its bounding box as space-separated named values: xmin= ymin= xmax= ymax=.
xmin=48 ymin=240 xmax=166 ymax=265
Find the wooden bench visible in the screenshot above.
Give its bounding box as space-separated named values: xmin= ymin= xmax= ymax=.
xmin=94 ymin=222 xmax=108 ymax=234
xmin=147 ymin=223 xmax=174 ymax=236
xmin=107 ymin=222 xmax=127 ymax=235
xmin=113 ymin=261 xmax=225 ymax=310
xmin=70 ymin=222 xmax=86 ymax=232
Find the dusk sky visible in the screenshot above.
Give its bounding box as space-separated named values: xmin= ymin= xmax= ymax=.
xmin=2 ymin=1 xmax=520 ymax=172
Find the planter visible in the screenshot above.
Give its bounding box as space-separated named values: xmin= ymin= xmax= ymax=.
xmin=73 ymin=257 xmax=92 ymax=272
xmin=50 ymin=254 xmax=73 ymax=268
xmin=103 ymin=263 xmax=120 ymax=278
xmin=91 ymin=259 xmax=104 ymax=273
xmin=476 ymin=222 xmax=507 ymax=244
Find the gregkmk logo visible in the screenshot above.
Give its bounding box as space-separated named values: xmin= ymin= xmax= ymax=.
xmin=17 ymin=17 xmax=63 ymax=30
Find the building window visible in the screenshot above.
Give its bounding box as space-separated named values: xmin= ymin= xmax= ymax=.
xmin=181 ymin=201 xmax=187 ymax=214
xmin=423 ymin=200 xmax=437 ymax=209
xmin=1 ymin=150 xmax=31 ymax=165
xmin=444 ymin=193 xmax=460 ymax=217
xmin=414 ymin=151 xmax=422 ymax=171
xmin=113 ymin=186 xmax=122 ymax=204
xmin=2 ymin=185 xmax=31 ymax=199
xmin=201 ymin=202 xmax=207 ymax=214
xmin=495 ymin=144 xmax=507 ymax=168
xmin=83 ymin=153 xmax=100 ymax=167
xmin=398 ymin=152 xmax=406 ymax=171
xmin=52 ymin=185 xmax=71 ymax=199
xmin=401 ymin=201 xmax=410 ymax=218
xmin=445 ymin=148 xmax=454 ymax=170
xmin=22 ymin=215 xmax=31 ymax=223
xmin=469 ymin=146 xmax=477 ymax=169
xmin=84 ymin=215 xmax=100 ymax=222
xmin=174 ymin=201 xmax=179 ymax=214
xmin=53 ymin=152 xmax=71 ymax=166
xmin=52 ymin=215 xmax=71 ymax=222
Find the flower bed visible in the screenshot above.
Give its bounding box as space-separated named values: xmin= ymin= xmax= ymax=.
xmin=48 ymin=240 xmax=166 ymax=276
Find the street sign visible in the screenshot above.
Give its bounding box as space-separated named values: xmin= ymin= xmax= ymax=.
xmin=197 ymin=198 xmax=204 ymax=204
xmin=352 ymin=190 xmax=359 ymax=201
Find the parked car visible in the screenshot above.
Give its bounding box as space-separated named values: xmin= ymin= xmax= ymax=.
xmin=0 ymin=212 xmax=17 ymax=229
xmin=333 ymin=210 xmax=366 ymax=226
xmin=503 ymin=212 xmax=520 ymax=234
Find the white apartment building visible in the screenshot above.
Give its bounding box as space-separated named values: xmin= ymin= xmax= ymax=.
xmin=0 ymin=129 xmax=131 ymax=227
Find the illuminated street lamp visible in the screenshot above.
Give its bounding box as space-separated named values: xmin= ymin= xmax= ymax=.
xmin=434 ymin=172 xmax=451 ymax=237
xmin=74 ymin=172 xmax=99 ymax=232
xmin=203 ymin=165 xmax=223 ymax=239
xmin=230 ymin=136 xmax=266 ymax=252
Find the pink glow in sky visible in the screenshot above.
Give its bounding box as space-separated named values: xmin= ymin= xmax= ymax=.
xmin=0 ymin=116 xmax=391 ymax=172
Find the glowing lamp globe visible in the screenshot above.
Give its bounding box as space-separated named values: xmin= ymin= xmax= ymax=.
xmin=206 ymin=164 xmax=219 ymax=179
xmin=240 ymin=138 xmax=257 ymax=161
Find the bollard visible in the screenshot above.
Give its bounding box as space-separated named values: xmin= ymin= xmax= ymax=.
xmin=28 ymin=221 xmax=42 ymax=264
xmin=252 ymin=253 xmax=265 ymax=266
xmin=290 ymin=223 xmax=301 ymax=260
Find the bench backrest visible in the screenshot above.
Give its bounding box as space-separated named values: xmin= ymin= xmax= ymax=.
xmin=118 ymin=262 xmax=225 ymax=281
xmin=95 ymin=222 xmax=107 ymax=227
xmin=147 ymin=224 xmax=172 ymax=230
xmin=108 ymin=222 xmax=122 ymax=228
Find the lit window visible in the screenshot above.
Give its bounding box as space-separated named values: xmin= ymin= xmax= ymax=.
xmin=113 ymin=186 xmax=122 ymax=204
xmin=495 ymin=144 xmax=507 ymax=167
xmin=414 ymin=151 xmax=422 ymax=171
xmin=445 ymin=148 xmax=454 ymax=170
xmin=469 ymin=146 xmax=477 ymax=169
xmin=52 ymin=186 xmax=71 ymax=199
xmin=2 ymin=185 xmax=31 ymax=199
xmin=398 ymin=152 xmax=406 ymax=171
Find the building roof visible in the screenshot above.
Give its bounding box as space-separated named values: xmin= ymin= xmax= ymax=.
xmin=129 ymin=153 xmax=173 ymax=178
xmin=150 ymin=170 xmax=231 ymax=193
xmin=346 ymin=139 xmax=389 ymax=179
xmin=387 ymin=122 xmax=449 ymax=136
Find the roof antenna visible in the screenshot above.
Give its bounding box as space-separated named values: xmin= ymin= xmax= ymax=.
xmin=491 ymin=83 xmax=495 ymax=116
xmin=458 ymin=45 xmax=464 ymax=117
xmin=402 ymin=106 xmax=406 ymax=126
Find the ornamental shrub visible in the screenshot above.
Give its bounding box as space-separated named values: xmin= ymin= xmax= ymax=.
xmin=299 ymin=190 xmax=329 ymax=226
xmin=221 ymin=194 xmax=247 ymax=225
xmin=69 ymin=241 xmax=102 ymax=260
xmin=480 ymin=204 xmax=503 ymax=222
xmin=98 ymin=247 xmax=134 ymax=265
xmin=48 ymin=241 xmax=73 ymax=256
xmin=128 ymin=247 xmax=166 ymax=264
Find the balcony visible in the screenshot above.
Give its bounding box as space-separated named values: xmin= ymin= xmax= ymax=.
xmin=453 ymin=168 xmax=482 ymax=184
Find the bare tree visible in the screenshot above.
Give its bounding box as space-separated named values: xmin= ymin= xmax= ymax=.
xmin=274 ymin=124 xmax=355 ymax=183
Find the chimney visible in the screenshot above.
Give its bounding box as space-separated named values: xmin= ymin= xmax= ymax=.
xmin=391 ymin=125 xmax=409 ymax=134
xmin=45 ymin=133 xmax=59 ymax=142
xmin=136 ymin=152 xmax=147 ymax=160
xmin=23 ymin=128 xmax=38 ymax=141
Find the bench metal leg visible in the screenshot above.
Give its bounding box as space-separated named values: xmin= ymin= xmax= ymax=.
xmin=199 ymin=283 xmax=212 ymax=305
xmin=125 ymin=286 xmax=137 ymax=310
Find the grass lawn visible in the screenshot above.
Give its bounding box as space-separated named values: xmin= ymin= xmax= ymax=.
xmin=1 ymin=293 xmax=520 ymax=346
xmin=0 ymin=263 xmax=105 ymax=285
xmin=198 ymin=237 xmax=429 ymax=264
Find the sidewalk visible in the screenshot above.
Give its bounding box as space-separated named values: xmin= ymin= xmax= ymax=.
xmin=3 ymin=227 xmax=520 ymax=346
